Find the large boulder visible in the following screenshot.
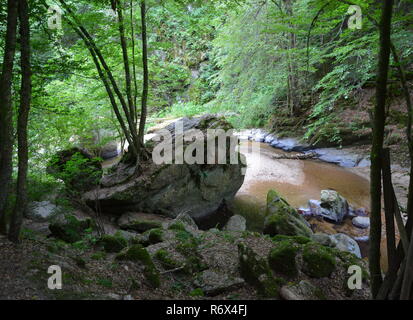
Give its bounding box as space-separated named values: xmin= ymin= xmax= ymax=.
xmin=263 ymin=190 xmax=313 ymax=238
xmin=26 ymin=201 xmax=59 ymax=222
xmin=83 ymin=115 xmax=246 ymax=224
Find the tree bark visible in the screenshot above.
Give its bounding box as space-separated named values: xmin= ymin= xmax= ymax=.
xmin=138 ymin=0 xmax=148 ymax=147
xmin=0 ymin=0 xmax=18 ymax=233
xmin=8 ymin=0 xmax=32 ymax=243
xmin=381 ymin=148 xmax=397 ymax=271
xmin=369 ymin=0 xmax=394 ymax=299
xmin=116 ymin=0 xmax=135 ymax=125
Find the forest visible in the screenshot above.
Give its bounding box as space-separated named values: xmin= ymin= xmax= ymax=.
xmin=0 ymin=0 xmax=413 ymax=302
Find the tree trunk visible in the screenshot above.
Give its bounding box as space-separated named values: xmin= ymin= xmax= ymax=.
xmin=369 ymin=0 xmax=394 ymax=299
xmin=0 ymin=0 xmax=18 ymax=233
xmin=8 ymin=0 xmax=31 ymax=243
xmin=138 ymin=0 xmax=149 ymax=148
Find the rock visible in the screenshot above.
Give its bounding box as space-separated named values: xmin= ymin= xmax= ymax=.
xmin=357 ymin=157 xmax=371 ymax=168
xmin=355 ymin=208 xmax=368 ymax=217
xmin=171 ymin=212 xmax=199 ymax=230
xmin=234 ymin=129 xmax=252 ymax=141
xmin=263 ymin=190 xmax=313 ymax=238
xmin=118 ymin=212 xmax=170 ymax=233
xmin=297 ymin=207 xmax=312 ymax=217
xmin=223 ymin=215 xmax=246 ymax=232
xmin=330 ymin=233 xmax=362 ymax=258
xmin=26 ymin=201 xmax=58 ymax=222
xmin=268 ymin=238 xmax=300 ymax=277
xmin=270 ymin=138 xmax=311 ymax=152
xmin=98 ymin=234 xmax=128 ymax=253
xmin=311 ymin=233 xmax=362 ymax=259
xmin=49 ymin=214 xmax=94 ymax=243
xmin=302 ymin=242 xmax=336 ymax=278
xmin=280 ymin=280 xmax=324 ymax=300
xmin=352 ymin=216 xmax=370 ymax=229
xmin=83 ymin=115 xmax=245 ymax=224
xmin=238 ymin=243 xmax=280 ymax=297
xmin=194 ymin=270 xmax=244 ymax=296
xmin=308 ymin=200 xmax=322 ymax=216
xmin=47 ymin=147 xmax=103 ymax=192
xmin=313 ymin=148 xmax=363 ymax=168
xmin=264 ymin=134 xmax=277 ymax=144
xmin=311 ymin=233 xmax=338 ymax=248
xmin=252 ymin=129 xmax=268 ymax=142
xmin=319 ymin=190 xmax=349 ymax=223
xmin=116 ymin=245 xmax=160 ymax=288
xmin=354 ymin=235 xmax=369 ymax=242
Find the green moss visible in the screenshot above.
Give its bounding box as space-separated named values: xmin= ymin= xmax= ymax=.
xmin=189 ymin=288 xmax=205 ymax=297
xmin=176 ymin=235 xmax=206 ymax=274
xmin=91 ymin=251 xmax=106 ymax=260
xmin=116 ymin=245 xmax=160 ymax=288
xmin=268 ymin=240 xmax=300 ymax=277
xmin=96 ymin=278 xmax=113 ymax=288
xmin=99 ymin=234 xmax=127 ymax=253
xmin=168 ymin=222 xmax=187 ymax=231
xmin=264 ymin=190 xmax=313 ymax=238
xmin=264 ymin=211 xmax=312 ymax=238
xmin=272 ymin=235 xmax=311 ymax=245
xmin=128 ymin=220 xmax=162 ymax=233
xmin=146 ymin=228 xmax=164 ymax=244
xmin=302 ymin=243 xmax=336 ymax=278
xmin=238 ymin=243 xmax=280 ymax=298
xmin=337 ymin=250 xmax=369 ymax=280
xmin=154 ymin=249 xmax=181 ymax=269
xmin=49 ymin=214 xmax=93 ymax=243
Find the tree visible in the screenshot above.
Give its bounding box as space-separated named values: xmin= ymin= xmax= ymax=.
xmin=8 ymin=0 xmax=32 ymax=243
xmin=56 ymin=0 xmax=150 ymax=165
xmin=0 ymin=0 xmax=18 ymax=233
xmin=369 ymin=0 xmax=394 ymax=299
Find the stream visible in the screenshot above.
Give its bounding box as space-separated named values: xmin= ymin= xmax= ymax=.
xmin=230 ymin=141 xmax=371 ymax=257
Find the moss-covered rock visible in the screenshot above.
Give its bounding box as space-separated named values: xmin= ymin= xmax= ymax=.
xmin=238 ymin=243 xmax=281 ymax=298
xmin=263 ymin=190 xmax=313 ymax=238
xmin=302 ymin=242 xmax=336 ymax=278
xmin=268 ymin=239 xmax=300 ymax=277
xmin=117 ymin=212 xmax=169 ymax=233
xmin=99 ymin=234 xmax=127 ymax=253
xmin=272 ymin=234 xmax=311 ymax=245
xmin=145 ymin=228 xmax=164 ymax=245
xmin=49 ymin=214 xmax=94 ymax=243
xmin=154 ymin=249 xmax=182 ymax=270
xmin=116 ymin=245 xmax=160 ymax=288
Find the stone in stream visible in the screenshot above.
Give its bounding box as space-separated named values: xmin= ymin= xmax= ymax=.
xmin=313 ymin=148 xmax=364 ymax=168
xmin=251 ymin=129 xmax=268 ymax=142
xmin=264 ymin=134 xmax=277 ymax=144
xmin=82 ymin=115 xmax=246 ymax=226
xmin=319 ymin=190 xmax=349 ymax=223
xmin=270 ymin=137 xmax=312 ymax=152
xmin=352 ymin=216 xmax=370 ymax=229
xmin=263 ymin=189 xmax=313 ymax=238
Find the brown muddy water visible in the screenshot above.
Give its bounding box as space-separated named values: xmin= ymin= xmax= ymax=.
xmin=231 ymin=141 xmax=371 ymax=254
